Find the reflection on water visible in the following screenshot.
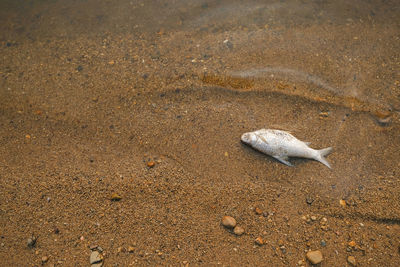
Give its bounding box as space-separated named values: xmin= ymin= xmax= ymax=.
xmin=1 ymin=0 xmax=398 ymax=173
xmin=230 ymin=67 xmax=340 ymax=94
xmin=202 ymin=66 xmax=394 ymax=120
xmin=1 ymin=0 xmax=398 ymax=107
xmin=1 ymin=0 xmax=398 ymax=141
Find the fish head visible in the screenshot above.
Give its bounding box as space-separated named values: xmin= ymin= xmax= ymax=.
xmin=241 ymin=132 xmax=256 ymax=145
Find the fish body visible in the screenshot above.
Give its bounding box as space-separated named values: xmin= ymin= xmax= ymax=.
xmin=241 ymin=129 xmax=332 ymax=168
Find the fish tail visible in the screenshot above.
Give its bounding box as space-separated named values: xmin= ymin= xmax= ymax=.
xmin=316 ymin=147 xmax=333 ymax=168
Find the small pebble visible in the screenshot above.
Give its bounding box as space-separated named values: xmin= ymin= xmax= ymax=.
xmin=374 ymin=110 xmax=392 ymax=126
xmin=348 ymin=240 xmax=356 ymax=247
xmin=310 ymin=215 xmax=317 ymax=221
xmin=306 ymin=250 xmax=323 ymax=264
xmin=340 ymin=199 xmax=346 ymax=207
xmin=233 ymin=226 xmax=244 ymax=236
xmin=319 ymin=111 xmax=330 ymax=118
xmin=128 ymin=246 xmax=135 ymax=253
xmin=27 ymin=237 xmax=37 ymax=248
xmin=223 ymin=39 xmax=233 ymax=49
xmin=347 ymin=255 xmax=357 ymax=266
xmin=377 ymin=116 xmax=391 ymax=126
xmin=221 ymin=216 xmax=236 ymax=228
xmin=320 ymin=240 xmax=326 ymax=247
xmin=90 ymin=251 xmax=102 ymax=264
xmin=254 ymin=207 xmax=263 ymax=215
xmin=147 ymin=161 xmax=155 ymax=168
xmin=306 ymin=196 xmax=314 ymax=205
xmin=255 ymin=237 xmax=264 ymax=246
xmin=41 ymin=256 xmax=49 ymax=263
xmin=110 ymin=193 xmax=122 ymax=201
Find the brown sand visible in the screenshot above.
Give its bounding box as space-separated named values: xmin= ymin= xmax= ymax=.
xmin=0 ymin=0 xmax=399 ymax=266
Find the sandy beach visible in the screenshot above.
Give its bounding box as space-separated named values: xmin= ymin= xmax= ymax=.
xmin=0 ymin=0 xmax=399 ymax=266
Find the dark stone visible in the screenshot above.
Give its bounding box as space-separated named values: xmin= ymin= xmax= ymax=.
xmin=27 ymin=236 xmax=37 ymax=248
xmin=224 ymin=40 xmax=233 ymax=49
xmin=306 ymin=196 xmax=314 ymax=205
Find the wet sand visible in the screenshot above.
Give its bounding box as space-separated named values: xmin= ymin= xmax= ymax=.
xmin=1 ymin=0 xmax=399 ymax=266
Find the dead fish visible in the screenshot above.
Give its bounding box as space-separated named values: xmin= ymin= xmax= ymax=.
xmin=241 ymin=129 xmax=332 ymax=168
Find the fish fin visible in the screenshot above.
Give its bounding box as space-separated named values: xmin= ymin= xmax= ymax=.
xmin=316 ymin=147 xmax=333 ymax=168
xmin=273 ymin=155 xmax=294 ymax=167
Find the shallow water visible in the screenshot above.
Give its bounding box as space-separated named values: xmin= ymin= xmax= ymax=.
xmin=1 ymin=0 xmax=399 ymax=266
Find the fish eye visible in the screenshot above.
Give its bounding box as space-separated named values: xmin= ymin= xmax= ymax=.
xmin=241 ymin=133 xmax=251 ymax=143
xmin=241 ymin=133 xmax=252 ymax=143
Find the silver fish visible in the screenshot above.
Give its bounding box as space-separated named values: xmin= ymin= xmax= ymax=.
xmin=241 ymin=129 xmax=332 ymax=168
